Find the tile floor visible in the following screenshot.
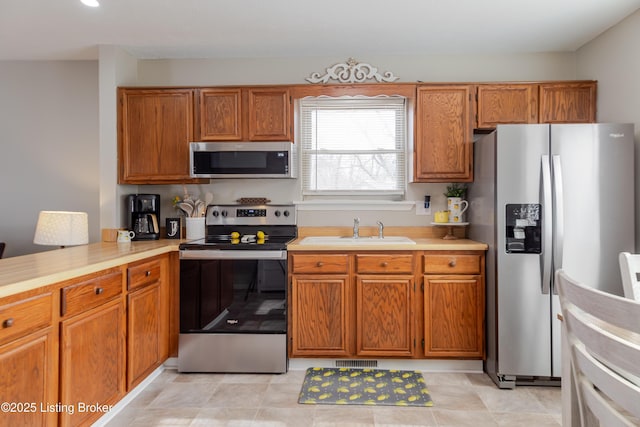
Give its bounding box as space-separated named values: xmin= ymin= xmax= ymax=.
xmin=105 ymin=368 xmax=562 ymax=426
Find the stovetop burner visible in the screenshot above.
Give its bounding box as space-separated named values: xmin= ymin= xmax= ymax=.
xmin=179 ymin=204 xmax=297 ymax=251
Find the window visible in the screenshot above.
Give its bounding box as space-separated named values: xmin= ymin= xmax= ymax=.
xmin=299 ymin=95 xmax=407 ymax=198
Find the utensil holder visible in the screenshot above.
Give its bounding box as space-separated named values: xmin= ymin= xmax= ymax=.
xmin=185 ymin=217 xmax=205 ymax=240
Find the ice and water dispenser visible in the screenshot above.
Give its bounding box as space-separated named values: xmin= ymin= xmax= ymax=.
xmin=505 ymin=204 xmax=542 ymax=253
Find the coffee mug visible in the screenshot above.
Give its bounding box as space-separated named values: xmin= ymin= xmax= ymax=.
xmin=117 ymin=230 xmax=135 ymax=243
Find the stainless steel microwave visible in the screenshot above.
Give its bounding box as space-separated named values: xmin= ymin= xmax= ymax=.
xmin=190 ymin=142 xmax=297 ymax=179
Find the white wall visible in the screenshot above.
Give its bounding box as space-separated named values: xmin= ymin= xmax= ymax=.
xmin=577 ymin=9 xmax=640 ymax=247
xmin=136 ymin=53 xmax=577 ymax=86
xmin=0 ymin=61 xmax=99 ymax=257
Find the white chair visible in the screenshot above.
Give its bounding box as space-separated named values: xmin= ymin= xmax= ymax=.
xmin=556 ymin=269 xmax=640 ymax=427
xmin=619 ymin=252 xmax=640 ymax=300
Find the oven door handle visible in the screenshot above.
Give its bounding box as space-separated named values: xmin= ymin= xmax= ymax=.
xmin=179 ymin=250 xmax=287 ymax=260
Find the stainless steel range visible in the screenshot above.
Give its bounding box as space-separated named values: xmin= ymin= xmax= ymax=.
xmin=178 ymin=204 xmax=297 ymax=373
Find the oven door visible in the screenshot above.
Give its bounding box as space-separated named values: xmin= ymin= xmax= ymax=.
xmin=178 ymin=250 xmax=288 ymax=373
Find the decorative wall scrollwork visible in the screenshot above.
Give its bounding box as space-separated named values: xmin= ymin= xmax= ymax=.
xmin=306 ymin=58 xmax=399 ymax=84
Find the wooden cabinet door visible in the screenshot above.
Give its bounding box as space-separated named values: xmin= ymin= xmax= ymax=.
xmin=356 ymin=275 xmax=414 ymax=357
xmin=197 ymin=88 xmax=243 ymax=140
xmin=59 ymin=299 xmax=126 ymax=427
xmin=0 ymin=328 xmax=57 ymax=427
xmin=423 ymin=275 xmax=484 ymax=358
xmin=290 ymin=275 xmax=350 ymax=356
xmin=247 ymin=88 xmax=291 ymax=141
xmin=539 ymin=82 xmax=596 ymax=123
xmin=476 ymin=84 xmax=538 ymax=128
xmin=415 ymin=85 xmax=473 ymax=182
xmin=119 ymin=88 xmax=201 ymax=183
xmin=127 ymin=283 xmax=161 ymax=390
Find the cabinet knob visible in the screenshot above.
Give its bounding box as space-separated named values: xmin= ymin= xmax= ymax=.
xmin=145 ymin=271 xmax=151 ymax=277
xmin=95 ymin=287 xmax=104 ymax=295
xmin=449 ymin=259 xmax=457 ymax=267
xmin=316 ymin=262 xmax=324 ymax=267
xmin=381 ymin=261 xmax=388 ymax=267
xmin=2 ymin=318 xmax=14 ymax=328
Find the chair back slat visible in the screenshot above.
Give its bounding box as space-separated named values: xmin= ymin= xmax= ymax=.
xmin=556 ymin=269 xmax=640 ymax=426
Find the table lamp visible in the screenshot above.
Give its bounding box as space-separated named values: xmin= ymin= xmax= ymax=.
xmin=33 ymin=211 xmax=89 ymax=248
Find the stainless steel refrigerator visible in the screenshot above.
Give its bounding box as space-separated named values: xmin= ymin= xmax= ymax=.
xmin=468 ymin=123 xmax=635 ymax=389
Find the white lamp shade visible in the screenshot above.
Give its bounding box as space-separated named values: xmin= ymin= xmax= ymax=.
xmin=34 ymin=211 xmax=89 ymax=246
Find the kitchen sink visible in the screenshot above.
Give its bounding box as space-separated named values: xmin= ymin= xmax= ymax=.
xmin=298 ymin=236 xmax=416 ymax=245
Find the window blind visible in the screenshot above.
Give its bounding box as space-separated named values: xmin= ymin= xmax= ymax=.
xmin=299 ymin=95 xmax=407 ymax=196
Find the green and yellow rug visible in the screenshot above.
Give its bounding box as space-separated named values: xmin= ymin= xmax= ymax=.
xmin=298 ymin=367 xmax=434 ymax=407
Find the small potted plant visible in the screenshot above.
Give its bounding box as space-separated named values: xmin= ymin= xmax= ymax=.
xmin=444 ymin=183 xmax=467 ymax=198
xmin=444 ymin=183 xmax=469 ymax=223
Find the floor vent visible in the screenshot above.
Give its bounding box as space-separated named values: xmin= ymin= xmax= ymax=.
xmin=335 ymin=360 xmax=378 ymax=368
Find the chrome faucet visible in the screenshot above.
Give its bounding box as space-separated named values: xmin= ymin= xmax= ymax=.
xmin=353 ymin=217 xmax=360 ymax=238
xmin=377 ymin=220 xmax=384 ymax=239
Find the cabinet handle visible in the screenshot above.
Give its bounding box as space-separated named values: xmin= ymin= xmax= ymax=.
xmin=381 ymin=261 xmax=388 ymax=267
xmin=316 ymin=262 xmax=324 ymax=267
xmin=449 ymin=259 xmax=457 ymax=267
xmin=95 ymin=287 xmax=104 ymax=295
xmin=2 ymin=318 xmax=14 ymax=328
xmin=145 ymin=271 xmax=151 ymax=277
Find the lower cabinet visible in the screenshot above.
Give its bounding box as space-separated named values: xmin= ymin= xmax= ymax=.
xmin=290 ymin=275 xmax=351 ymax=356
xmin=356 ymin=276 xmax=414 ymax=357
xmin=0 ymin=292 xmax=57 ymax=427
xmin=59 ymin=270 xmax=126 ymax=427
xmin=289 ymin=252 xmax=417 ymax=358
xmin=126 ymin=256 xmax=168 ymax=390
xmin=423 ymin=252 xmax=485 ymax=358
xmin=0 ymin=253 xmax=174 ymax=427
xmin=289 ymin=249 xmax=485 ymax=360
xmin=0 ymin=327 xmax=57 ymax=427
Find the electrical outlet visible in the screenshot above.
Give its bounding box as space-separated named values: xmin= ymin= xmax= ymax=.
xmin=416 ymin=201 xmax=431 ymax=215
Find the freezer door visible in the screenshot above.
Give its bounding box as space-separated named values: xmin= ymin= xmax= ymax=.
xmin=495 ymin=124 xmax=553 ymax=377
xmin=550 ymin=123 xmax=635 ymax=377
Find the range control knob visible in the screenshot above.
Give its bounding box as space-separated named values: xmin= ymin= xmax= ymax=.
xmin=221 ymin=210 xmax=228 ymax=217
xmin=283 ymin=210 xmax=290 ymax=217
xmin=212 ymin=210 xmax=220 ymax=217
xmin=274 ymin=210 xmax=281 ymax=217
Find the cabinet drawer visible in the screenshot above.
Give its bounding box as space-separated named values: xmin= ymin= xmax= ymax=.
xmin=61 ymin=269 xmax=123 ymax=317
xmin=424 ymin=254 xmax=481 ymax=274
xmin=355 ymin=254 xmax=414 ymax=274
xmin=128 ymin=258 xmax=162 ymax=291
xmin=291 ymin=254 xmax=348 ymax=274
xmin=0 ymin=293 xmax=53 ymax=345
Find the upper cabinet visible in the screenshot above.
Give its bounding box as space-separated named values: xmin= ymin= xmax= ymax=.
xmin=538 ymin=81 xmax=596 ymax=123
xmin=414 ymin=85 xmax=474 ymax=183
xmin=476 ymin=84 xmax=539 ymax=129
xmin=247 ymin=88 xmax=292 ymax=141
xmin=195 ymin=87 xmax=292 ymax=142
xmin=197 ymin=88 xmax=243 ymax=141
xmin=118 ymin=88 xmax=205 ymax=184
xmin=475 ymin=81 xmax=596 ymax=128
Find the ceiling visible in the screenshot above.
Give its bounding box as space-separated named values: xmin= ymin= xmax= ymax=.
xmin=2 ymin=0 xmax=640 ymax=61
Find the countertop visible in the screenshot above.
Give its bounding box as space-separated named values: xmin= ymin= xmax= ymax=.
xmin=287 ymin=236 xmax=488 ymax=251
xmin=0 ymin=240 xmax=181 ymax=299
xmin=289 ymin=226 xmax=488 ymax=251
xmin=0 ymin=228 xmax=488 ymax=300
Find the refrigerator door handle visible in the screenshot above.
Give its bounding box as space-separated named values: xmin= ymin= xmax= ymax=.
xmin=541 ymin=155 xmax=552 ymax=295
xmin=552 ymin=155 xmax=564 ymax=287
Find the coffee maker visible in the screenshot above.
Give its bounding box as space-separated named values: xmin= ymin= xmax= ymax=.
xmin=126 ymin=194 xmax=161 ymax=241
